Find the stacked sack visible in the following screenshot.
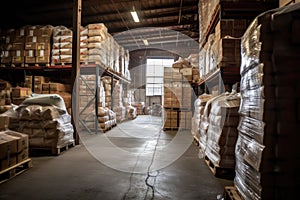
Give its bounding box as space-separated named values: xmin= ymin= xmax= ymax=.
xmin=87 ymin=23 xmax=109 ymax=65
xmin=98 ymin=107 xmax=117 ymax=132
xmin=126 ymin=105 xmax=137 ymax=120
xmin=101 ymin=76 xmax=113 ymax=108
xmin=7 ymin=95 xmax=74 ymax=150
xmin=191 ymin=94 xmax=212 ymax=141
xmin=235 ymin=4 xmax=300 ymax=200
xmin=205 ymin=91 xmax=240 ymax=169
xmin=52 ymin=26 xmax=72 ymax=64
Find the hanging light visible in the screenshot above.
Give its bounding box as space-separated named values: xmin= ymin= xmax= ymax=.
xmin=130 ymin=6 xmax=140 ymax=23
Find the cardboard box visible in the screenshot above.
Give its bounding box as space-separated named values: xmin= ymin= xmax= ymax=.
xmin=11 ymin=43 xmax=24 ymax=50
xmin=37 ymin=43 xmax=51 ymax=50
xmin=38 ymin=27 xmax=53 ymax=37
xmin=17 ymin=148 xmax=29 ymax=163
xmin=25 ymin=56 xmax=36 ymax=64
xmin=25 ymin=42 xmax=37 ymax=50
xmin=36 ymin=55 xmax=50 ymax=63
xmin=0 ymin=133 xmax=18 ymax=156
xmin=12 ymin=56 xmax=24 ymax=64
xmin=49 ymin=83 xmax=66 ymax=92
xmin=0 ymin=155 xmax=17 ymax=171
xmin=37 ymin=36 xmax=51 ymax=43
xmin=25 ymin=49 xmax=36 ymax=57
xmin=12 ymin=87 xmax=31 ymax=97
xmin=26 ymin=27 xmax=39 ymax=36
xmin=34 ymin=76 xmax=45 ymax=84
xmin=0 ymin=116 xmax=7 ymax=131
xmin=25 ymin=75 xmax=33 ymax=84
xmin=4 ymin=131 xmax=29 ymax=152
xmin=25 ymin=36 xmax=38 ymax=43
xmin=180 ymin=68 xmax=193 ymax=76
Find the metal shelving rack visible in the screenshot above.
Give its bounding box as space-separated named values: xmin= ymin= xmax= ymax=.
xmin=196 ymin=0 xmax=278 ymax=95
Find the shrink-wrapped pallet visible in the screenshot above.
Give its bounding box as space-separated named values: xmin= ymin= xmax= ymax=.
xmin=191 ymin=94 xmax=212 ymax=140
xmin=235 ymin=4 xmax=300 ymax=200
xmin=205 ymin=92 xmax=240 ymax=169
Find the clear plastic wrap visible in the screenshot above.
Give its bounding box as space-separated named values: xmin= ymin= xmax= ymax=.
xmin=235 ymin=133 xmax=265 ymax=172
xmin=205 ymin=92 xmax=240 ymax=167
xmin=199 ymin=93 xmax=227 ymax=151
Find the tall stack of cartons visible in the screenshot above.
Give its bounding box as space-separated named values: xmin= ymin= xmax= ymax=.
xmin=79 ymin=74 xmax=99 ymax=130
xmin=163 ymin=66 xmax=194 ymax=130
xmin=235 ymin=4 xmax=300 ymax=200
xmin=51 ymin=26 xmax=72 ymax=65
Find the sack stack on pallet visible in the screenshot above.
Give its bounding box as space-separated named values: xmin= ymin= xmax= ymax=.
xmin=126 ymin=105 xmax=137 ymax=120
xmin=199 ymin=94 xmax=227 ymax=155
xmin=51 ymin=26 xmax=72 ymax=65
xmin=4 ymin=94 xmax=74 ymax=154
xmin=204 ymin=92 xmax=240 ymax=170
xmin=191 ymin=94 xmax=212 ymax=142
xmin=0 ymin=130 xmax=29 ymax=171
xmin=101 ymin=76 xmax=112 ymax=108
xmin=133 ymin=102 xmax=144 ymax=115
xmin=87 ymin=23 xmax=109 ymax=65
xmin=235 ymin=4 xmax=300 ymax=200
xmin=98 ymin=107 xmax=117 ymax=132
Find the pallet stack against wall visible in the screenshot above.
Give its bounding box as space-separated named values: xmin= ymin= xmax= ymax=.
xmin=163 ymin=67 xmax=193 ymax=130
xmin=234 ymin=4 xmax=300 ymax=199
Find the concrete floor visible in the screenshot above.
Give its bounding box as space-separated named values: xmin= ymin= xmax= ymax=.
xmin=0 ymin=115 xmax=232 ymax=200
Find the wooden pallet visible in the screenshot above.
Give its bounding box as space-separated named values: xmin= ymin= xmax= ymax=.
xmin=204 ymin=156 xmax=235 ymax=179
xmin=193 ymin=135 xmax=200 ymax=146
xmin=29 ymin=141 xmax=75 ymax=156
xmin=0 ymin=158 xmax=33 ymax=184
xmin=10 ymin=63 xmax=25 ymax=68
xmin=24 ymin=63 xmax=50 ymax=67
xmin=223 ymin=186 xmax=243 ymax=200
xmin=50 ymin=62 xmax=72 ymax=66
xmin=163 ymin=127 xmax=179 ymax=131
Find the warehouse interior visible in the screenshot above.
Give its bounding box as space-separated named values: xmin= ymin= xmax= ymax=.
xmin=0 ymin=0 xmax=300 ymax=200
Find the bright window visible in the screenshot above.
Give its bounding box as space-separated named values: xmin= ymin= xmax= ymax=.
xmin=146 ymin=58 xmax=174 ymax=96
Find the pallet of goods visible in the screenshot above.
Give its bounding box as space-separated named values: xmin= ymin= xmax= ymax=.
xmin=0 ymin=130 xmax=31 ymax=184
xmin=235 ymin=4 xmax=300 ymax=199
xmin=6 ymin=94 xmax=74 ymax=155
xmin=204 ymin=91 xmax=240 ymax=179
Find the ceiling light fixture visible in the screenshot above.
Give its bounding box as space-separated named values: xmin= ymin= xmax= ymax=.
xmin=143 ymin=39 xmax=149 ymax=46
xmin=131 ymin=6 xmax=140 ymax=23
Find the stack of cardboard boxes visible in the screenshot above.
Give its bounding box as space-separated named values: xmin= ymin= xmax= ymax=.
xmin=163 ymin=67 xmax=193 ymax=130
xmin=0 ymin=130 xmax=29 ymax=171
xmin=0 ymin=25 xmax=52 ymax=67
